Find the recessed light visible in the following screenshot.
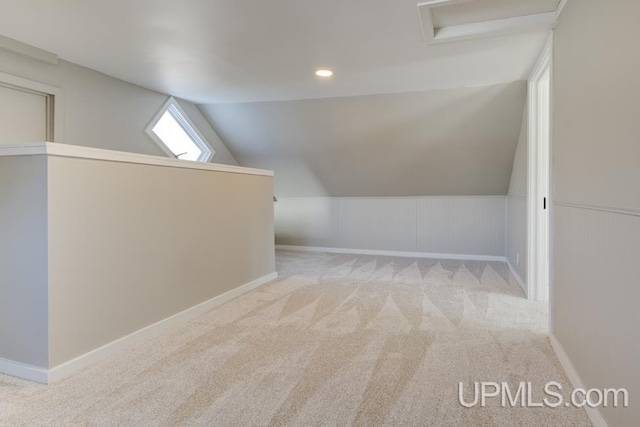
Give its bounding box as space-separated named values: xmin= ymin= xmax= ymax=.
xmin=315 ymin=69 xmax=333 ymax=78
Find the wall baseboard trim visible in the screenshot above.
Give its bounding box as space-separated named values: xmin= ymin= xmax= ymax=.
xmin=549 ymin=334 xmax=609 ymax=427
xmin=506 ymin=259 xmax=527 ymax=295
xmin=0 ymin=272 xmax=277 ymax=384
xmin=276 ymin=245 xmax=506 ymax=262
xmin=0 ymin=357 xmax=49 ymax=384
xmin=47 ymin=271 xmax=278 ymax=383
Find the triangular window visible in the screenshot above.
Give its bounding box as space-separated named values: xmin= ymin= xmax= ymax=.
xmin=145 ymin=97 xmax=214 ymax=162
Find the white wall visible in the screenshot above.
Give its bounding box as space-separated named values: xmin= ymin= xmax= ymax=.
xmin=47 ymin=154 xmax=273 ymax=367
xmin=553 ymin=0 xmax=640 ymax=425
xmin=276 ymin=197 xmax=505 ymax=257
xmin=505 ymin=104 xmax=528 ymax=285
xmin=0 ymin=145 xmax=275 ymax=377
xmin=0 ymin=49 xmax=238 ymax=165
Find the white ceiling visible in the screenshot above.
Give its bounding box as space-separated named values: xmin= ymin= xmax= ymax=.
xmin=0 ymin=0 xmax=549 ymax=104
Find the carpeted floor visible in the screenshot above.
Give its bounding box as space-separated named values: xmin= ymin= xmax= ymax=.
xmin=1 ymin=250 xmax=590 ymax=426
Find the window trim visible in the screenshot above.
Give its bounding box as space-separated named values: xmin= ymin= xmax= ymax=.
xmin=144 ymin=97 xmax=214 ymax=162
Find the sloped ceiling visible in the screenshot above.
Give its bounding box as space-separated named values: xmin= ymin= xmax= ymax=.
xmin=0 ymin=1 xmax=537 ymax=199
xmin=0 ymin=0 xmax=548 ymax=103
xmin=201 ymin=82 xmax=526 ymax=197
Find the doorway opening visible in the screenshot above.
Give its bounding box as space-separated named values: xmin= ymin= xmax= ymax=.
xmin=527 ymin=35 xmax=553 ymax=303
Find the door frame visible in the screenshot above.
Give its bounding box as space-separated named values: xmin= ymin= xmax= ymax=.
xmin=0 ymin=71 xmax=64 ymax=143
xmin=527 ymin=33 xmax=553 ymax=303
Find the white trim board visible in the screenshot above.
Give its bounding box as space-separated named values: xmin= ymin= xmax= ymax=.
xmin=549 ymin=334 xmax=609 ymax=427
xmin=0 ymin=34 xmax=58 ymax=64
xmin=555 ymin=0 xmax=569 ymax=19
xmin=282 ymin=195 xmax=507 ymax=201
xmin=0 ymin=142 xmax=273 ymax=177
xmin=506 ymin=259 xmax=527 ymax=295
xmin=0 ymin=358 xmax=49 ymax=384
xmin=555 ymin=201 xmax=640 ymax=218
xmin=527 ymin=33 xmax=553 ymax=302
xmin=0 ymin=272 xmax=277 ymax=384
xmin=276 ymin=245 xmax=506 ymax=262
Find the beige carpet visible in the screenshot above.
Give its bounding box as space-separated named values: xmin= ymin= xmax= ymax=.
xmin=1 ymin=250 xmax=590 ymax=426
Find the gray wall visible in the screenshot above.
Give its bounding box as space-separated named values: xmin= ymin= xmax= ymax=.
xmin=276 ymin=196 xmax=505 ymax=257
xmin=505 ymin=104 xmax=528 ymax=284
xmin=0 ymin=50 xmax=238 ymax=165
xmin=553 ymin=0 xmax=640 ymax=425
xmin=0 ymin=156 xmax=49 ymax=367
xmin=47 ymin=156 xmax=275 ymax=367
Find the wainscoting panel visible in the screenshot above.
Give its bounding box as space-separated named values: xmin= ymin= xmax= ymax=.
xmin=416 ymin=196 xmax=505 ymax=256
xmin=553 ymin=203 xmax=639 ymax=425
xmin=337 ymin=198 xmax=417 ymax=251
xmin=275 ymin=196 xmax=506 ymax=257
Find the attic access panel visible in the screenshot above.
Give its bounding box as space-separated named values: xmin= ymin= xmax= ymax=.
xmin=418 ymin=0 xmax=563 ymax=44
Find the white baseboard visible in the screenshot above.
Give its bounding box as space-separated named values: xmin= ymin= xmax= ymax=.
xmin=276 ymin=245 xmax=506 ymax=262
xmin=506 ymin=259 xmax=527 ymax=295
xmin=0 ymin=272 xmax=277 ymax=384
xmin=0 ymin=357 xmax=48 ymax=384
xmin=549 ymin=334 xmax=608 ymax=427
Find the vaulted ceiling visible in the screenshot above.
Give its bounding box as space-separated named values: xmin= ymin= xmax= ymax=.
xmin=0 ymin=0 xmax=549 ymax=103
xmin=0 ymin=1 xmax=548 ymax=197
xmin=201 ymin=82 xmax=526 ymax=197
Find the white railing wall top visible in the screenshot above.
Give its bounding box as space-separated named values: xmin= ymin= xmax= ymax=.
xmin=0 ymin=142 xmax=273 ymax=177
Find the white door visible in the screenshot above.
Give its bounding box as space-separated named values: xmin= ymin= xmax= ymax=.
xmin=528 ymin=35 xmax=552 ymax=303
xmin=0 ymin=84 xmax=48 ymax=145
xmin=537 ymin=67 xmax=551 ymax=302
